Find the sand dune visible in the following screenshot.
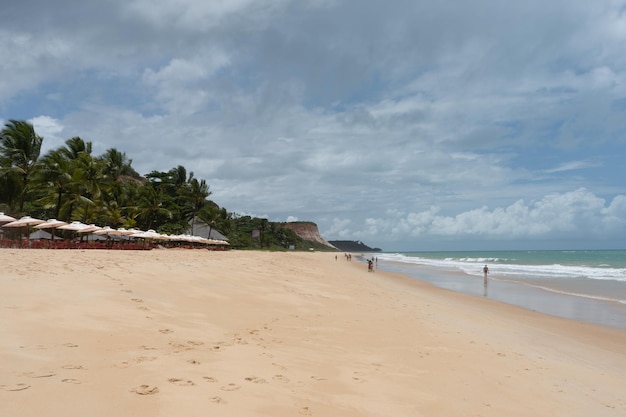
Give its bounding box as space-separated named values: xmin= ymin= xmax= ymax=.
xmin=1 ymin=249 xmax=624 ymax=416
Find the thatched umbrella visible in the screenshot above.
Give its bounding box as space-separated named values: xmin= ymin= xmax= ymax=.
xmin=2 ymin=216 xmax=45 ymax=242
xmin=34 ymin=219 xmax=68 ymax=242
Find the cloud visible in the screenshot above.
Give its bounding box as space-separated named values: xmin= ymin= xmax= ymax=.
xmin=3 ymin=1 xmax=626 ymax=250
xmin=342 ymin=189 xmax=626 ymax=246
xmin=544 ymin=160 xmax=602 ymax=173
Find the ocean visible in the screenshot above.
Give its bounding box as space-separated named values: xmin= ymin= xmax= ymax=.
xmin=371 ymin=250 xmax=626 ymax=330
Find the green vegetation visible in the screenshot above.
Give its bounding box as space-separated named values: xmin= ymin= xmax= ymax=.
xmin=0 ymin=119 xmax=330 ymax=250
xmin=228 ymin=217 xmax=335 ymax=251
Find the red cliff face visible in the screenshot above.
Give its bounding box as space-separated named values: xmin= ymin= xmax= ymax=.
xmin=279 ymin=222 xmax=336 ymax=249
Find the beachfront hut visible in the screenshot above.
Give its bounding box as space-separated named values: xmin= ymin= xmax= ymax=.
xmin=187 ymin=216 xmax=229 ymax=242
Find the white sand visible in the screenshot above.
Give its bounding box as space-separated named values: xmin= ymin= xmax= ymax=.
xmin=1 ymin=249 xmax=625 ymax=416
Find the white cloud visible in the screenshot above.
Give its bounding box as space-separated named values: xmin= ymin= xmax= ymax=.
xmin=31 ymin=116 xmax=65 ymax=152
xmin=3 ymin=1 xmax=626 ymax=250
xmin=350 ymin=189 xmax=626 ymax=246
xmin=544 ymin=161 xmax=601 ymax=173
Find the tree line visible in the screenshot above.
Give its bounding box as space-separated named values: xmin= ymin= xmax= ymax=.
xmin=0 ymin=119 xmax=337 ymax=251
xmin=0 ymin=119 xmax=231 ymax=238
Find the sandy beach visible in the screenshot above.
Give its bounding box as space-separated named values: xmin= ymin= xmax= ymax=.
xmin=1 ymin=249 xmax=625 ymax=416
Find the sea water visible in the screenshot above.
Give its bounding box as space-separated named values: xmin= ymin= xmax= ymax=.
xmin=372 ymin=250 xmax=626 ymax=330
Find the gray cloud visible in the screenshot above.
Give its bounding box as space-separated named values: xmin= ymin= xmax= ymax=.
xmin=2 ymin=0 xmax=626 ymax=249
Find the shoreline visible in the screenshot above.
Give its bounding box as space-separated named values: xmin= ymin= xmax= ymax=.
xmin=376 ymin=258 xmax=626 ymax=331
xmin=1 ymin=249 xmax=625 ymax=416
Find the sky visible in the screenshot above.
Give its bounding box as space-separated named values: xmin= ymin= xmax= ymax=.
xmin=1 ymin=0 xmax=626 ymax=251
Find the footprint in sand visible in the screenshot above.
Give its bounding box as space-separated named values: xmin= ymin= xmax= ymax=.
xmin=244 ymin=376 xmax=268 ymax=384
xmin=62 ymin=365 xmax=84 ymax=370
xmin=210 ymin=396 xmax=225 ymax=403
xmin=159 ymin=329 xmax=173 ymax=334
xmin=135 ymin=356 xmax=157 ymax=363
xmin=62 ymin=378 xmax=81 ymax=384
xmin=131 ymin=298 xmax=144 ymax=303
xmin=272 ymin=374 xmax=290 ymax=383
xmin=19 ymin=344 xmax=46 ymax=350
xmin=131 ymin=385 xmax=159 ymax=395
xmin=203 ymin=376 xmax=218 ymax=383
xmin=220 ymin=383 xmax=241 ymax=391
xmin=2 ymin=383 xmax=31 ymax=391
xmin=187 ymin=340 xmax=204 ymax=346
xmin=140 ymin=345 xmax=158 ymax=350
xmin=187 ymin=359 xmax=200 ymax=365
xmin=24 ymin=371 xmax=56 ymax=378
xmin=63 ymin=343 xmax=79 ymax=348
xmin=168 ymin=378 xmax=195 ymax=386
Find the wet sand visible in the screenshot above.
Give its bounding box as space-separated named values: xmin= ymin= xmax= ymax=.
xmin=378 ymin=260 xmax=626 ymax=330
xmin=1 ymin=249 xmax=625 ymax=416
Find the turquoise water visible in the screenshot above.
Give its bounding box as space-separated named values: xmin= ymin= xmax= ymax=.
xmin=378 ymin=250 xmax=626 ymax=283
xmin=372 ymin=250 xmax=626 ymax=329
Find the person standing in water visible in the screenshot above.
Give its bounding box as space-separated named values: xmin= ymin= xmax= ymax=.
xmin=483 ymin=265 xmax=489 ymax=296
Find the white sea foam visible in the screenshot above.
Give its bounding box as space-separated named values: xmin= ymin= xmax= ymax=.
xmin=377 ymin=253 xmax=626 ymax=282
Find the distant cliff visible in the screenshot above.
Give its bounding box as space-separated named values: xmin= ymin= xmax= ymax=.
xmin=278 ymin=222 xmax=336 ymax=249
xmin=328 ymin=240 xmax=382 ymax=252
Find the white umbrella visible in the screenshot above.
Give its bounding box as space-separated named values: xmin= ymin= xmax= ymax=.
xmin=0 ymin=212 xmax=16 ymax=223
xmin=208 ymin=239 xmax=230 ymax=245
xmin=58 ymin=221 xmax=91 ymax=232
xmin=0 ymin=212 xmax=16 ymax=239
xmin=2 ymin=216 xmax=45 ymax=242
xmin=131 ymin=229 xmax=159 ymax=239
xmin=81 ymin=224 xmax=102 ymax=233
xmin=34 ymin=219 xmax=69 ymax=242
xmin=59 ymin=222 xmax=103 ymax=243
xmin=2 ymin=216 xmax=45 ymax=228
xmin=93 ymin=226 xmax=118 ymax=236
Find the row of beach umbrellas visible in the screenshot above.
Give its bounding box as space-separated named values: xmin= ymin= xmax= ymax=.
xmin=0 ymin=213 xmax=229 ymax=245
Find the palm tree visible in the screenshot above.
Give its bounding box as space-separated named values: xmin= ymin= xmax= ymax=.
xmin=0 ymin=154 xmax=23 ymax=213
xmin=34 ymin=149 xmax=72 ymax=219
xmin=0 ymin=120 xmax=43 ymax=212
xmin=99 ymin=148 xmax=140 ymax=181
xmin=183 ymin=174 xmax=212 ymax=235
xmin=55 ymin=137 xmax=102 ymax=223
xmin=59 ymin=136 xmax=91 ymax=160
xmin=196 ymin=204 xmax=220 ymax=238
xmin=134 ymin=182 xmax=173 ymax=230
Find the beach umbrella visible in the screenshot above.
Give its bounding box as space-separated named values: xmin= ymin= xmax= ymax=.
xmin=2 ymin=216 xmax=45 ymax=242
xmin=2 ymin=216 xmax=45 ymax=228
xmin=58 ymin=221 xmax=98 ymax=241
xmin=0 ymin=212 xmax=16 ymax=239
xmin=132 ymin=229 xmax=168 ymax=240
xmin=81 ymin=224 xmax=102 ymax=233
xmin=94 ymin=226 xmax=118 ymax=236
xmin=208 ymin=239 xmax=230 ymax=246
xmin=34 ymin=219 xmax=68 ymax=241
xmin=58 ymin=221 xmax=91 ymax=232
xmin=0 ymin=212 xmax=16 ymax=223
